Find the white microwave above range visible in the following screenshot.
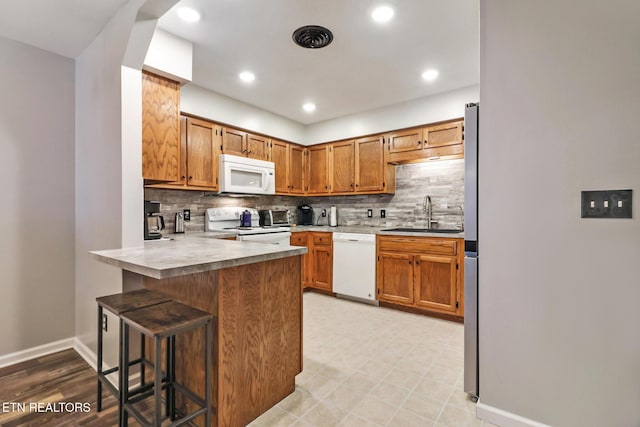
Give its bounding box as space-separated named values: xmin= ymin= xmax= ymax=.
xmin=219 ymin=154 xmax=275 ymax=195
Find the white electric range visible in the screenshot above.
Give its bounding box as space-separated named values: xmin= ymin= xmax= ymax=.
xmin=205 ymin=207 xmax=291 ymax=245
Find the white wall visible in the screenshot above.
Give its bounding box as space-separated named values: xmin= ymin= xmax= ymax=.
xmin=0 ymin=36 xmax=75 ymax=356
xmin=181 ymin=83 xmax=307 ymax=143
xmin=479 ymin=1 xmax=640 ymax=426
xmin=305 ymin=85 xmax=479 ymax=144
xmin=75 ymin=0 xmax=145 ymax=366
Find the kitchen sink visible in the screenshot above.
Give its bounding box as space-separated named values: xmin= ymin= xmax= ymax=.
xmin=381 ymin=228 xmax=463 ymax=234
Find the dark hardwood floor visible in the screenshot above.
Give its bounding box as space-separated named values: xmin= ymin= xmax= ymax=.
xmin=0 ymin=349 xmax=124 ymax=426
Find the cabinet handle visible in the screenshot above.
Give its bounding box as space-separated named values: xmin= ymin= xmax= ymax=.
xmin=416 ymin=261 xmax=420 ymax=265
xmin=408 ymin=261 xmax=412 ymax=264
xmin=325 ymin=186 xmax=328 ymax=189
xmin=188 ymin=176 xmax=193 ymax=180
xmin=350 ymin=183 xmax=354 ymax=187
xmin=417 ymin=141 xmax=421 ymax=145
xmin=355 ymin=183 xmax=359 ymax=187
xmin=181 ymin=175 xmax=186 ymax=180
xmin=247 ymin=150 xmax=252 ymax=154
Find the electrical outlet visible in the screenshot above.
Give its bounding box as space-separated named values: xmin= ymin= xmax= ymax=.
xmin=183 ymin=209 xmax=191 ymax=221
xmin=380 ymin=209 xmax=386 ymax=218
xmin=321 ymin=209 xmax=327 ymax=217
xmin=367 ymin=209 xmax=373 ymax=218
xmin=102 ymin=314 xmax=108 ymax=332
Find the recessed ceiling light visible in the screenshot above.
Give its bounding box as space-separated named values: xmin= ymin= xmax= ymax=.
xmin=422 ymin=69 xmax=439 ymax=81
xmin=239 ymin=71 xmax=255 ymax=83
xmin=371 ymin=5 xmax=394 ymax=23
xmin=302 ymin=102 xmax=316 ymax=113
xmin=177 ymin=7 xmax=201 ymax=22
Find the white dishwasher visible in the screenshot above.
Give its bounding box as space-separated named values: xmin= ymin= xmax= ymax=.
xmin=332 ymin=233 xmax=377 ymax=304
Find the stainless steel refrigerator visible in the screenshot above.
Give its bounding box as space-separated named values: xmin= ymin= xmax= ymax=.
xmin=463 ymin=102 xmax=479 ymax=401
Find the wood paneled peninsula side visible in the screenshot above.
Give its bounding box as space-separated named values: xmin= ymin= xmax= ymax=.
xmin=91 ymin=237 xmax=307 ymax=427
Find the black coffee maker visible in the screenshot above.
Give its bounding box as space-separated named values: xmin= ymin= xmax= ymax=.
xmin=144 ymin=200 xmax=164 ymax=240
xmin=297 ymin=204 xmax=313 ymax=225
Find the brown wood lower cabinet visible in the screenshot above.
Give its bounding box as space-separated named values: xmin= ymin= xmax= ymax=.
xmin=376 ymin=235 xmax=464 ymax=317
xmin=290 ymin=232 xmax=311 ymax=288
xmin=290 ymin=231 xmax=333 ymax=291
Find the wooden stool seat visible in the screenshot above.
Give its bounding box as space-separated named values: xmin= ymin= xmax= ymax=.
xmin=120 ymin=301 xmax=213 ymax=427
xmin=96 ymin=289 xmax=171 ymax=315
xmin=121 ymin=301 xmax=212 ymax=338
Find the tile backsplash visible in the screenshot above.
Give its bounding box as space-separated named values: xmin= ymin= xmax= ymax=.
xmin=145 ymin=159 xmax=464 ymax=232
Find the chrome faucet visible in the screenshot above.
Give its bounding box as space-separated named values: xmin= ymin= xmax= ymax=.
xmin=423 ymin=195 xmax=438 ymax=230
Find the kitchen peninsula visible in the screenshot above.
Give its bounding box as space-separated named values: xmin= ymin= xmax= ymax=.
xmin=91 ymin=237 xmax=307 ymax=427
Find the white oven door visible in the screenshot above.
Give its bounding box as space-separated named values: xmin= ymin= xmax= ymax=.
xmin=237 ymin=232 xmax=291 ymax=245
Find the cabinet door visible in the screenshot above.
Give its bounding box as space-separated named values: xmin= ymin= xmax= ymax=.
xmin=289 ymin=145 xmax=305 ymax=194
xmin=290 ymin=233 xmax=310 ymax=288
xmin=186 ymin=118 xmax=219 ymax=189
xmin=377 ymin=252 xmax=414 ymax=305
xmin=246 ymin=133 xmax=270 ymax=161
xmin=423 ymin=121 xmax=463 ymax=149
xmin=355 ymin=135 xmax=385 ymax=192
xmin=414 ymin=255 xmax=458 ymax=313
xmin=312 ymin=245 xmax=333 ymax=290
xmin=307 ymin=145 xmax=330 ymax=194
xmin=387 ymin=128 xmax=423 ymax=154
xmin=330 ymin=140 xmax=355 ymax=193
xmin=222 ymin=127 xmax=247 ymax=156
xmin=142 ymin=72 xmax=180 ymax=182
xmin=271 ymin=139 xmax=289 ymax=194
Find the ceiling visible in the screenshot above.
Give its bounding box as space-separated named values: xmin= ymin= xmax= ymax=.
xmin=0 ymin=0 xmax=129 ymax=58
xmin=0 ymin=0 xmax=478 ymax=125
xmin=158 ymin=0 xmax=479 ymax=124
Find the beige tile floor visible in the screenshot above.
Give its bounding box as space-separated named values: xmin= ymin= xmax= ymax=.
xmin=249 ymin=292 xmax=497 ymax=427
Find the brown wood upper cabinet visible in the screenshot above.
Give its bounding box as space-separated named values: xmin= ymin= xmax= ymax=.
xmin=376 ymin=235 xmax=464 ymax=317
xmin=306 ymin=144 xmax=330 ymax=194
xmin=147 ymin=116 xmax=221 ymax=191
xmin=142 ymin=72 xmax=180 ymax=182
xmin=272 ymin=140 xmax=305 ymax=195
xmin=355 ymin=135 xmax=394 ymax=193
xmin=387 ymin=119 xmax=464 ymax=164
xmin=323 ymin=135 xmax=395 ymax=195
xmin=330 ymin=140 xmax=355 ymax=193
xmin=222 ymin=127 xmax=270 ymax=161
xmin=184 ymin=118 xmax=221 ymax=189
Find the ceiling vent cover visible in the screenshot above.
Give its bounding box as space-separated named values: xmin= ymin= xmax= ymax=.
xmin=292 ymin=25 xmax=333 ymax=49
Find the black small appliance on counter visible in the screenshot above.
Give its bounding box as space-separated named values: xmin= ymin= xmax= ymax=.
xmin=297 ymin=204 xmax=313 ymax=225
xmin=144 ymin=200 xmax=164 ymax=240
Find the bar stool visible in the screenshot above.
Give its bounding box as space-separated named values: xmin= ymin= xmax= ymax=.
xmin=96 ymin=289 xmax=171 ymax=425
xmin=120 ymin=300 xmax=212 ymax=427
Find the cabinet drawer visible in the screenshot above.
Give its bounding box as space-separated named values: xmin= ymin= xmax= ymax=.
xmin=313 ymin=232 xmax=332 ymax=246
xmin=290 ymin=233 xmax=308 ymax=246
xmin=378 ymin=236 xmax=457 ymax=255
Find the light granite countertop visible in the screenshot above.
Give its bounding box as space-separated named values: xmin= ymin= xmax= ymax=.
xmin=290 ymin=225 xmax=464 ymax=239
xmin=91 ymin=237 xmax=307 ymax=280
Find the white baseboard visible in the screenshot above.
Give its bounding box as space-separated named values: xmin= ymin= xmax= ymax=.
xmin=73 ymin=337 xmax=140 ymax=388
xmin=0 ymin=337 xmax=75 ymax=368
xmin=73 ymin=337 xmax=97 ymax=371
xmin=477 ymin=401 xmax=551 ymax=427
